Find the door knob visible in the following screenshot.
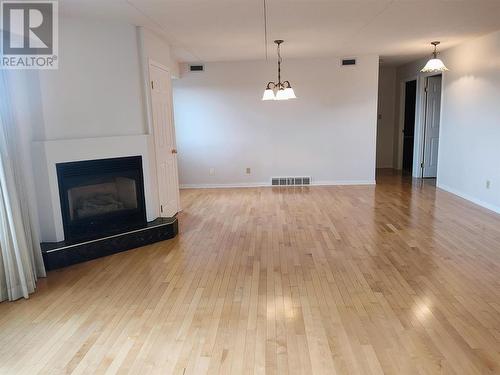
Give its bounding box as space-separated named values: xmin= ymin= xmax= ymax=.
xmin=171 ymin=149 xmax=177 ymax=154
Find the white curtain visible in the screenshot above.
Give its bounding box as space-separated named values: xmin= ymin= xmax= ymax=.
xmin=0 ymin=72 xmax=46 ymax=302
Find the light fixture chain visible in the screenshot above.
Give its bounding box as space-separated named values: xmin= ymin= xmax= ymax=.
xmin=263 ymin=0 xmax=268 ymax=60
xmin=277 ymin=43 xmax=281 ymax=85
xmin=262 ymin=39 xmax=297 ymax=100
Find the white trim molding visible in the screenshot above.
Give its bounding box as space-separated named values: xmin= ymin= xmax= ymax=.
xmin=180 ymin=180 xmax=376 ymax=189
xmin=437 ymin=183 xmax=500 ymax=214
xmin=313 ymin=180 xmax=376 ymax=186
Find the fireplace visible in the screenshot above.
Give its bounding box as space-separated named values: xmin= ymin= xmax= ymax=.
xmin=56 ymin=156 xmax=147 ymax=242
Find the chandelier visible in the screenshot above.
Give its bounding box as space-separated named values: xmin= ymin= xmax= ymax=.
xmin=421 ymin=41 xmax=449 ymax=73
xmin=262 ymin=40 xmax=296 ymax=101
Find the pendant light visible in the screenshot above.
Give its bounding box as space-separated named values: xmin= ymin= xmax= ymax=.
xmin=421 ymin=41 xmax=448 ymax=73
xmin=262 ymin=40 xmax=297 ymax=101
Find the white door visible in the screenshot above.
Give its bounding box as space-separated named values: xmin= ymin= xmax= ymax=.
xmin=422 ymin=75 xmax=442 ymax=178
xmin=149 ymin=63 xmax=180 ymax=217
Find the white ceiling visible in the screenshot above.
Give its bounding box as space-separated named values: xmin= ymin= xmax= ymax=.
xmin=60 ymin=0 xmax=500 ymax=65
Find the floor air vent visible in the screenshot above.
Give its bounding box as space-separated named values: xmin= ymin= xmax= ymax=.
xmin=271 ymin=177 xmax=311 ymax=186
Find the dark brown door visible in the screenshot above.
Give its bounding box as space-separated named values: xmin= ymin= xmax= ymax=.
xmin=402 ymin=80 xmax=417 ymax=173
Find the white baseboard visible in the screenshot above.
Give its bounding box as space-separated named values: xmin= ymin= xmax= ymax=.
xmin=180 ymin=180 xmax=376 ymax=189
xmin=437 ymin=183 xmax=500 ymax=214
xmin=313 ymin=180 xmax=376 ymax=186
xmin=180 ymin=182 xmax=269 ymax=189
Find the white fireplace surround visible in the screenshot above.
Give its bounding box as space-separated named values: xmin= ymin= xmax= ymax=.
xmin=32 ymin=135 xmax=159 ymax=242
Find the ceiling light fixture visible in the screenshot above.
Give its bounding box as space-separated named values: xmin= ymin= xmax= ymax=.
xmin=421 ymin=41 xmax=448 ymax=73
xmin=262 ymin=40 xmax=296 ymax=101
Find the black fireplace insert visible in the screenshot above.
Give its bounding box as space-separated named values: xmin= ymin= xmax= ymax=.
xmin=56 ymin=156 xmax=147 ymax=242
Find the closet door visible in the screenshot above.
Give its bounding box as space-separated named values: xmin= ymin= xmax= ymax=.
xmin=149 ymin=63 xmax=180 ymax=217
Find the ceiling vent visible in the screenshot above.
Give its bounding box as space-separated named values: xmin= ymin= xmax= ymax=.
xmin=341 ymin=58 xmax=356 ymax=66
xmin=271 ymin=177 xmax=311 ymax=186
xmin=189 ymin=64 xmax=204 ymax=72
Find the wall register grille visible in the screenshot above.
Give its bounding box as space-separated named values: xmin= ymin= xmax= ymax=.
xmin=271 ymin=177 xmax=311 ymax=186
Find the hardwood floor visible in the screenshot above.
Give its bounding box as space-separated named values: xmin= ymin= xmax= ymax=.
xmin=1 ymin=171 xmax=500 ymax=374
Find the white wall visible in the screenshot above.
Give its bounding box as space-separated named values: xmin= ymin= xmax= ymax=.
xmin=37 ymin=17 xmax=147 ymax=140
xmin=395 ymin=31 xmax=500 ymax=213
xmin=140 ymin=28 xmax=180 ymax=79
xmin=13 ymin=19 xmax=180 ymax=143
xmin=437 ymin=31 xmax=500 ymax=213
xmin=376 ymin=66 xmax=397 ymax=168
xmin=173 ymin=55 xmax=379 ymax=187
xmin=4 ymin=17 xmax=180 ymax=241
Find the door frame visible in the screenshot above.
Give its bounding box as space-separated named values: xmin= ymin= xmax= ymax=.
xmin=421 ymin=74 xmax=443 ymax=178
xmin=397 ymin=72 xmax=444 ymax=178
xmin=397 ymin=76 xmax=418 ymax=172
xmin=147 ymin=59 xmax=181 ymax=215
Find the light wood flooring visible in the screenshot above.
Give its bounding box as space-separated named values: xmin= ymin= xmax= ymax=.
xmin=1 ymin=171 xmax=500 ymax=374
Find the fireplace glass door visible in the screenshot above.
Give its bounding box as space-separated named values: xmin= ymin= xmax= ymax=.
xmin=67 ymin=177 xmax=138 ymax=221
xmin=57 ymin=156 xmax=147 ymax=242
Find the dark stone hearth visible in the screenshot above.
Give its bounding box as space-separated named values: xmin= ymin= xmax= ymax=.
xmin=41 ymin=217 xmax=178 ymax=270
